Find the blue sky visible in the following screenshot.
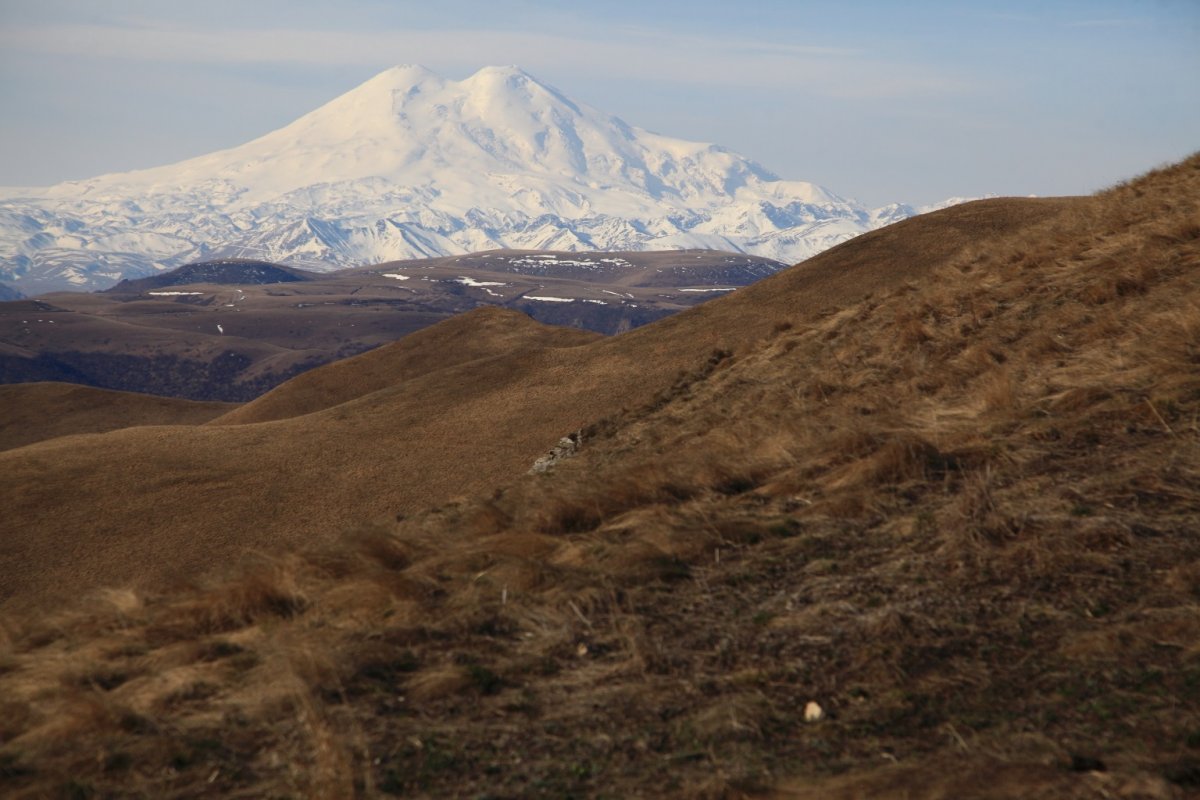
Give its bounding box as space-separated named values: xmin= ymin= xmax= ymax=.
xmin=0 ymin=0 xmax=1196 ymax=206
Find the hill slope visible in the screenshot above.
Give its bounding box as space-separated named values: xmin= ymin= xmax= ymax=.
xmin=211 ymin=306 xmax=601 ymax=426
xmin=0 ymin=382 xmax=233 ymax=452
xmin=0 ymin=196 xmax=1060 ymax=612
xmin=3 ymin=156 xmax=1197 ymax=796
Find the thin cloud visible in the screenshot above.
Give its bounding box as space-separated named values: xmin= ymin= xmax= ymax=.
xmin=1065 ymin=18 xmax=1147 ymax=28
xmin=0 ymin=21 xmax=970 ymax=99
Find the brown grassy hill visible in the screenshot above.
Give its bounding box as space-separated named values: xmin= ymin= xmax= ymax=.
xmin=216 ymin=197 xmax=1069 ymax=429
xmin=213 ymin=304 xmax=600 ymax=425
xmin=0 ymin=197 xmax=1062 ymax=616
xmin=0 ymin=382 xmax=235 ymax=452
xmin=0 ymin=155 xmax=1194 ymax=798
xmin=0 ymin=308 xmax=597 ymax=612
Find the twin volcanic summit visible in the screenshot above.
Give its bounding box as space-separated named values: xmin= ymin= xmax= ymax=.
xmin=0 ymin=65 xmax=946 ymax=295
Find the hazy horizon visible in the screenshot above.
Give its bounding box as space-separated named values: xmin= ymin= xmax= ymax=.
xmin=1 ymin=0 xmax=1197 ymax=206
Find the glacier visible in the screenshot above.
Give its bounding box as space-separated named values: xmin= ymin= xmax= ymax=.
xmin=0 ymin=64 xmax=937 ymax=295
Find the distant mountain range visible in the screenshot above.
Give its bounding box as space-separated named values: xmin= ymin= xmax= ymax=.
xmin=0 ymin=249 xmax=784 ymax=400
xmin=0 ymin=65 xmax=965 ymax=295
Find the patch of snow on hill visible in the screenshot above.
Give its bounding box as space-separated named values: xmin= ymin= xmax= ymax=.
xmin=454 ymin=276 xmax=506 ymax=287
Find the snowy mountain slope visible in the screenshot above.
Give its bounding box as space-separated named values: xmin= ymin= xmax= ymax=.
xmin=0 ymin=65 xmax=951 ymax=294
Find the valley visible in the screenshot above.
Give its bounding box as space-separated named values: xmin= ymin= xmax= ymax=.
xmin=0 ymin=248 xmax=782 ymax=401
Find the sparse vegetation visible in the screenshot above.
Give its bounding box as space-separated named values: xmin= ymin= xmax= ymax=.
xmin=0 ymin=155 xmax=1197 ymax=797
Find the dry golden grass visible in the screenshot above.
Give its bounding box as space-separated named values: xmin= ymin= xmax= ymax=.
xmin=0 ymin=382 xmax=234 ymax=452
xmin=1 ymin=155 xmax=1198 ymax=797
xmin=211 ymin=303 xmax=601 ymax=425
xmin=0 ymin=194 xmax=1057 ymax=612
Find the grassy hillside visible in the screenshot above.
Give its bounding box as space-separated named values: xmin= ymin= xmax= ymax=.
xmin=0 ymin=383 xmax=234 ymax=452
xmin=0 ymin=195 xmax=1058 ymax=613
xmin=0 ymin=155 xmax=1196 ymax=797
xmin=211 ymin=305 xmax=600 ymax=425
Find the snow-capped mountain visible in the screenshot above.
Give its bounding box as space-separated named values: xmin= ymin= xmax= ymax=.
xmin=0 ymin=65 xmax=943 ymax=294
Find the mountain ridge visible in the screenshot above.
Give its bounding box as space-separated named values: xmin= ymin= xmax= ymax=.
xmin=0 ymin=65 xmax=944 ymax=294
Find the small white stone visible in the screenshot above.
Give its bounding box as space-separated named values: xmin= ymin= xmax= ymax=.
xmin=804 ymin=701 xmax=824 ymax=722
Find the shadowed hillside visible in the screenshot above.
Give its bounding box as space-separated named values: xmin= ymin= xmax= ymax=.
xmin=104 ymin=259 xmax=321 ymax=293
xmin=1 ymin=156 xmax=1196 ymax=798
xmin=0 ymin=383 xmax=234 ymax=452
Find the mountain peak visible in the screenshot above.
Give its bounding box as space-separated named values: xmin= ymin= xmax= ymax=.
xmin=459 ymin=65 xmax=571 ymax=108
xmin=1 ymin=65 xmax=937 ymax=294
xmin=377 ymin=63 xmax=441 ymax=82
xmin=358 ymin=64 xmax=542 ymax=99
xmin=320 ymin=65 xmax=446 ymax=113
xmin=467 ymin=64 xmax=533 ymax=80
